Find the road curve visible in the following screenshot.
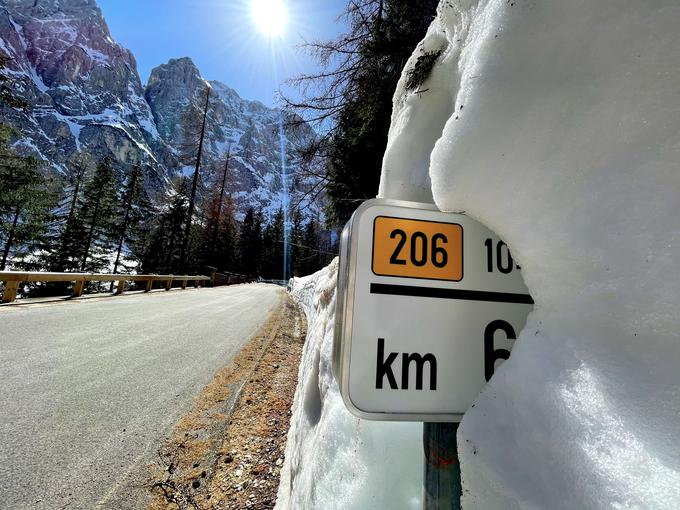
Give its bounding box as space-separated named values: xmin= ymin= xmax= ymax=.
xmin=0 ymin=284 xmax=284 ymax=509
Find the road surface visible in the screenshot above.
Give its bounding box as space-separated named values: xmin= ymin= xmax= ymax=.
xmin=0 ymin=284 xmax=284 ymax=509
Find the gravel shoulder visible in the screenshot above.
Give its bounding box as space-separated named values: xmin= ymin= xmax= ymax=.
xmin=146 ymin=295 xmax=306 ymax=510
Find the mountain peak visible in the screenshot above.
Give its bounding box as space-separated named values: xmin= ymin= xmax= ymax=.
xmin=4 ymin=0 xmax=102 ymax=20
xmin=147 ymin=57 xmax=205 ymax=91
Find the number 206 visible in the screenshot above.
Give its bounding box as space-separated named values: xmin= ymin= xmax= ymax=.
xmin=389 ymin=230 xmax=449 ymax=268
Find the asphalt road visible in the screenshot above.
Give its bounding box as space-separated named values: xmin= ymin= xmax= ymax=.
xmin=0 ymin=284 xmax=284 ymax=509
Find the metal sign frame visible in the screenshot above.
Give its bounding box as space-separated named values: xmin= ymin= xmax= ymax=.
xmin=334 ymin=198 xmax=533 ymax=422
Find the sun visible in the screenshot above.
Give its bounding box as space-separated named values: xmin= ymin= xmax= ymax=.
xmin=251 ymin=0 xmax=288 ymax=37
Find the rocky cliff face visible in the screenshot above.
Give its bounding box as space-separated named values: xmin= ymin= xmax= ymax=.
xmin=0 ymin=0 xmax=322 ymax=219
xmin=145 ymin=57 xmax=320 ymax=219
xmin=0 ymin=0 xmax=170 ymax=187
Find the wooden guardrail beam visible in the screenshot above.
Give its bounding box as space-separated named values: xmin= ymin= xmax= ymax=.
xmin=0 ymin=271 xmax=211 ymax=304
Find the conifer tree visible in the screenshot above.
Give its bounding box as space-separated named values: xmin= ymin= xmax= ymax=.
xmin=179 ymin=84 xmax=212 ymax=271
xmin=46 ymin=152 xmax=93 ymax=272
xmin=0 ymin=55 xmax=54 ymax=270
xmin=285 ymin=0 xmax=438 ymax=226
xmin=301 ymin=218 xmax=323 ymax=276
xmin=111 ymin=162 xmax=149 ymax=278
xmin=198 ymin=147 xmax=238 ymax=272
xmin=141 ymin=178 xmax=189 ymax=274
xmin=290 ymin=209 xmax=305 ymax=277
xmin=261 ymin=208 xmax=285 ymax=279
xmin=0 ymin=130 xmax=53 ymax=270
xmin=238 ymin=207 xmax=263 ymax=278
xmin=78 ymin=157 xmax=118 ymax=272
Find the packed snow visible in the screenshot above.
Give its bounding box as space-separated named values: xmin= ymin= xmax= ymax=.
xmin=278 ymin=261 xmax=422 ymax=510
xmin=279 ymin=0 xmax=680 ymax=509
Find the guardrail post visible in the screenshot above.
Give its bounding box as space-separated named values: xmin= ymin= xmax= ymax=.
xmin=181 ymin=279 xmax=188 ymax=290
xmin=194 ymin=280 xmax=200 ymax=288
xmin=165 ymin=278 xmax=173 ymax=291
xmin=2 ymin=280 xmax=19 ymax=303
xmin=115 ymin=279 xmax=126 ymax=295
xmin=145 ymin=277 xmax=153 ymax=293
xmin=73 ymin=280 xmax=85 ymax=298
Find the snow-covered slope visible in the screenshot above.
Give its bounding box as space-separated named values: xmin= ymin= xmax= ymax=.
xmin=146 ymin=57 xmax=322 ymax=219
xmin=279 ymin=262 xmax=422 ymax=510
xmin=281 ymin=1 xmax=680 ymax=509
xmin=0 ymin=0 xmax=323 ymax=217
xmin=0 ymin=0 xmax=168 ymax=185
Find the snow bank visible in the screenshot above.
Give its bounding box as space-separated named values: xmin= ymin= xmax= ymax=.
xmin=280 ymin=0 xmax=680 ymax=508
xmin=382 ymin=0 xmax=680 ymax=508
xmin=277 ymin=260 xmax=423 ymax=509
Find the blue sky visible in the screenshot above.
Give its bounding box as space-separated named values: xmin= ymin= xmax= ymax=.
xmin=97 ymin=0 xmax=347 ymax=107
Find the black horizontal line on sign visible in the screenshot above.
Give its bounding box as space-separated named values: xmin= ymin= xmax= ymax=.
xmin=370 ymin=283 xmax=534 ymax=305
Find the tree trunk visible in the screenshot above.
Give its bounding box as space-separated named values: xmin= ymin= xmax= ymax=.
xmin=211 ymin=145 xmax=231 ymax=259
xmin=180 ymin=84 xmax=211 ymax=271
xmin=80 ymin=189 xmax=103 ymax=272
xmin=1 ymin=205 xmax=21 ymax=270
xmin=54 ymin=172 xmax=83 ymax=271
xmin=66 ymin=174 xmax=82 ymax=228
xmin=110 ymin=165 xmax=140 ymax=291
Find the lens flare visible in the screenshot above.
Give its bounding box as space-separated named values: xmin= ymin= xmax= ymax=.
xmin=251 ymin=0 xmax=288 ymax=37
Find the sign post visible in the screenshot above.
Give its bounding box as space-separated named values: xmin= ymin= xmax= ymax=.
xmin=334 ymin=198 xmax=534 ymax=508
xmin=423 ymin=422 xmax=461 ymax=510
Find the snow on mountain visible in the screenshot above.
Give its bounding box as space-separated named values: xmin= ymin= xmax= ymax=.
xmin=0 ymin=0 xmax=170 ymax=186
xmin=280 ymin=0 xmax=680 ymax=509
xmin=0 ymin=0 xmax=323 ymax=219
xmin=145 ymin=57 xmax=322 ymax=220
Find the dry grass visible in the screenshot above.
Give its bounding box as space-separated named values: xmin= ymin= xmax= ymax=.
xmin=146 ymin=295 xmax=306 ymax=510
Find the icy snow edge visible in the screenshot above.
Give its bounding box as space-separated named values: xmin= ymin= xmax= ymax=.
xmin=381 ymin=0 xmax=680 ymax=509
xmin=276 ymin=260 xmax=423 ymax=510
xmin=278 ymin=0 xmax=680 ymax=508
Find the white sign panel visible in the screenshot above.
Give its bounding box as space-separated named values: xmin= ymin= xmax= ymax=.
xmin=334 ymin=199 xmax=533 ymax=422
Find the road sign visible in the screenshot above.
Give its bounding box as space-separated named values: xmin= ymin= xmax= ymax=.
xmin=334 ymin=199 xmax=534 ymax=422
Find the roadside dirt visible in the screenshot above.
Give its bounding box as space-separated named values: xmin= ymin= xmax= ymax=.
xmin=146 ymin=295 xmax=306 ymax=510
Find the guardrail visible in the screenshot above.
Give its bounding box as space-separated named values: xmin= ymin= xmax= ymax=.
xmin=0 ymin=271 xmax=212 ymax=304
xmin=211 ymin=271 xmax=250 ymax=286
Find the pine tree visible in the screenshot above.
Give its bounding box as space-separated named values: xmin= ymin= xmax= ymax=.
xmin=0 ymin=54 xmax=54 ymax=270
xmin=238 ymin=207 xmax=263 ymax=278
xmin=45 ymin=152 xmax=93 ymax=272
xmin=301 ymin=218 xmax=322 ymax=276
xmin=77 ymin=157 xmax=118 ymax=272
xmin=179 ymin=83 xmax=212 ymax=271
xmin=0 ymin=130 xmax=54 ymax=270
xmin=111 ymin=162 xmax=149 ymax=278
xmin=141 ymin=178 xmax=189 ymax=274
xmin=290 ymin=209 xmax=305 ymax=277
xmin=218 ymin=198 xmax=238 ymax=272
xmin=198 ymin=147 xmax=238 ymax=272
xmin=261 ymin=208 xmax=285 ymax=280
xmin=285 ymin=0 xmax=439 ymax=226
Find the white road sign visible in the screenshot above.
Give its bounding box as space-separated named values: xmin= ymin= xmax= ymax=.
xmin=333 ymin=199 xmax=534 ymax=422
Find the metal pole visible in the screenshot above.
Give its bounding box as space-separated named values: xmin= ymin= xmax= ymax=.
xmin=423 ymin=422 xmax=462 ymax=510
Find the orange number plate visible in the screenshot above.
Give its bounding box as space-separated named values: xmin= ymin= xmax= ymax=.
xmin=372 ymin=216 xmax=463 ymax=281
